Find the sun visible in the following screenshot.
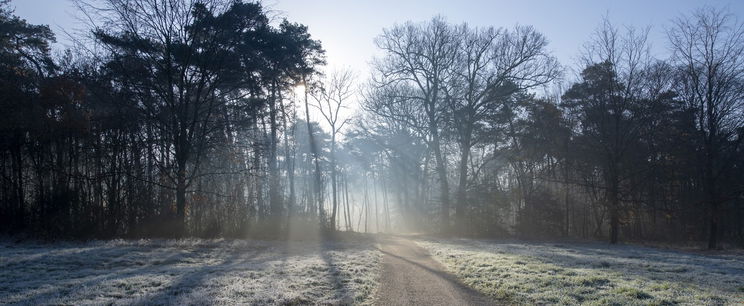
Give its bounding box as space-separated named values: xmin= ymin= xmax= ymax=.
xmin=294 ymin=84 xmax=306 ymax=97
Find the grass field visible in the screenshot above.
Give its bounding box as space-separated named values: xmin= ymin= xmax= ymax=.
xmin=417 ymin=238 xmax=744 ymax=305
xmin=0 ymin=238 xmax=380 ymax=305
xmin=3 ymin=235 xmax=742 ymax=305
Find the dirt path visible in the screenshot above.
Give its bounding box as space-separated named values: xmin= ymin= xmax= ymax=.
xmin=374 ymin=236 xmax=494 ymax=305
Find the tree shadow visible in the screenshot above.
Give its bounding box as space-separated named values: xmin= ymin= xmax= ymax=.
xmin=6 ymin=241 xmax=272 ymax=304
xmin=450 ymin=239 xmax=744 ymax=293
xmin=3 ymin=238 xmax=381 ymax=304
xmin=137 ymin=245 xmax=254 ymax=304
xmin=319 ymin=242 xmax=352 ymax=303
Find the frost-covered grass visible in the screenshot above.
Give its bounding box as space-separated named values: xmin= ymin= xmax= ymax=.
xmin=0 ymin=238 xmax=380 ymax=305
xmin=417 ymin=238 xmax=744 ymax=305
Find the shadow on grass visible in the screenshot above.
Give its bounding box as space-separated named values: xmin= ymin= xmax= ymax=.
xmin=433 ymin=238 xmax=744 ymax=294
xmin=4 ymin=241 xmax=272 ymax=304
xmin=2 ymin=233 xmax=380 ymax=305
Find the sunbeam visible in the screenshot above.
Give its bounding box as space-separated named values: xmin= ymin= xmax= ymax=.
xmin=2 ymin=0 xmax=743 ymax=304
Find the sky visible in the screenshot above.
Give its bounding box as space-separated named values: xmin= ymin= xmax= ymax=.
xmin=11 ymin=0 xmax=744 ymax=78
xmin=8 ymin=0 xmax=744 ymax=129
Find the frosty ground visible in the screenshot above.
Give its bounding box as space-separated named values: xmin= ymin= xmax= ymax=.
xmin=2 ymin=236 xmax=744 ymax=305
xmin=0 ymin=238 xmax=379 ymax=305
xmin=417 ymin=238 xmax=744 ymax=305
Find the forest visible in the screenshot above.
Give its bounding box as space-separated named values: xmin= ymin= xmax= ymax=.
xmin=1 ymin=0 xmax=743 ymax=252
xmin=2 ymin=0 xmax=744 ymax=304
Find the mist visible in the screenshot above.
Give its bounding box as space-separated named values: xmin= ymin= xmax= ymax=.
xmin=1 ymin=0 xmax=743 ymax=304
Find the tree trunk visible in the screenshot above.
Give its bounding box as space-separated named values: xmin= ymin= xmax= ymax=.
xmin=176 ymin=171 xmax=187 ymax=237
xmin=11 ymin=134 xmax=24 ymax=231
xmin=563 ymin=165 xmax=571 ymax=237
xmin=282 ymin=102 xmax=296 ymax=218
xmin=455 ymin=138 xmax=470 ymax=233
xmin=330 ymin=137 xmax=338 ymax=231
xmin=608 ymin=169 xmax=619 ymax=244
xmin=344 ymin=172 xmax=352 ymax=231
xmin=706 ymin=145 xmax=719 ymax=249
xmin=175 ymin=118 xmax=190 ymax=236
xmin=268 ymin=81 xmax=282 ymax=231
xmin=381 ymin=165 xmax=391 ymax=232
xmin=252 ymin=120 xmax=264 ymax=222
xmin=303 ymin=78 xmax=324 ymax=227
xmin=431 ymin=127 xmax=450 ymax=233
xmin=705 ymin=97 xmax=719 ymax=249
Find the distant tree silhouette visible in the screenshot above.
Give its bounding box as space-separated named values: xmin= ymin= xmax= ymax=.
xmin=1 ymin=0 xmax=742 ymax=246
xmin=668 ymin=7 xmax=744 ymax=249
xmin=373 ymin=16 xmax=462 ymax=232
xmin=311 ymin=69 xmax=355 ymax=231
xmin=0 ymin=0 xmax=55 ymax=232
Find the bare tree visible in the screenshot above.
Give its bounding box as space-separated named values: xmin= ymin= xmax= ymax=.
xmin=449 ymin=24 xmax=559 ymax=231
xmin=373 ymin=16 xmax=462 ymax=231
xmin=563 ymin=18 xmax=651 ymax=244
xmin=668 ymin=7 xmax=744 ymax=249
xmin=82 ymin=0 xmax=245 ymax=235
xmin=311 ymin=68 xmax=355 ymax=231
xmin=302 ymin=75 xmax=326 ymax=227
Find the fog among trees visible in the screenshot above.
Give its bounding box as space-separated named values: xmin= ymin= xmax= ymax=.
xmin=1 ymin=0 xmax=743 ymax=251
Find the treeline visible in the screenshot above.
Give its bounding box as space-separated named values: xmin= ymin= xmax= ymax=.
xmin=0 ymin=0 xmax=332 ymax=238
xmin=1 ymin=0 xmax=743 ymax=248
xmin=361 ymin=11 xmax=744 ymax=249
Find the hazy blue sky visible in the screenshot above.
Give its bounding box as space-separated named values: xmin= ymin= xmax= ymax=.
xmin=10 ymin=0 xmax=744 ymax=78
